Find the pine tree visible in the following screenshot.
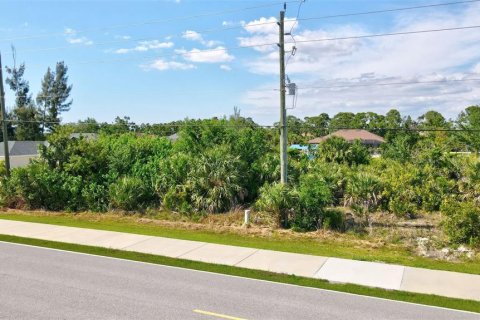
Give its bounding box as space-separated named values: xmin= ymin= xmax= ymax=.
xmin=36 ymin=67 xmax=54 ymax=134
xmin=40 ymin=62 xmax=72 ymax=132
xmin=5 ymin=63 xmax=43 ymax=141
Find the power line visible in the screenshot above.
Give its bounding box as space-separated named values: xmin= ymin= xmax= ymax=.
xmin=297 ymin=0 xmax=480 ymax=22
xmin=3 ymin=77 xmax=479 ymax=100
xmin=14 ymin=0 xmax=480 ymax=54
xmin=293 ymin=25 xmax=480 ymax=45
xmin=298 ymin=78 xmax=480 ymax=90
xmin=285 ymin=0 xmax=306 ymax=67
xmin=16 ymin=20 xmax=282 ymax=54
xmin=0 ymin=1 xmax=297 ymax=42
xmin=33 ymin=24 xmax=477 ymax=67
xmin=7 ymin=0 xmax=478 ymax=48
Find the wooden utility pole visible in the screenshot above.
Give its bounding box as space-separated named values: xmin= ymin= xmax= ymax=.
xmin=278 ymin=10 xmax=287 ymax=185
xmin=0 ymin=52 xmax=11 ymax=176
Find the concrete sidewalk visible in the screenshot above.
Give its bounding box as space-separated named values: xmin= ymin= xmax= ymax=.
xmin=1 ymin=219 xmax=479 ymax=302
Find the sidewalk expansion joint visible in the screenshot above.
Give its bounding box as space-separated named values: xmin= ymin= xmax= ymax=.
xmin=233 ymin=249 xmax=260 ymax=266
xmin=311 ymin=257 xmax=329 ymax=277
xmin=176 ymin=242 xmax=209 ymax=258
xmin=119 ymin=236 xmax=155 ymax=250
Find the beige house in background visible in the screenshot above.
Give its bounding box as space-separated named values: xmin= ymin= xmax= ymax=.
xmin=0 ymin=141 xmax=48 ymax=168
xmin=308 ymin=129 xmax=385 ymax=147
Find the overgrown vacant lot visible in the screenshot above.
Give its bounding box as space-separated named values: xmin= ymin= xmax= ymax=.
xmin=2 ymin=208 xmax=479 ymax=275
xmin=1 ymin=110 xmax=480 ymax=274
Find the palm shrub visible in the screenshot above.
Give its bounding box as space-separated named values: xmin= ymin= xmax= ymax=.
xmin=255 ymin=182 xmax=296 ymax=227
xmin=417 ymin=168 xmax=454 ymax=212
xmin=441 ymin=199 xmax=480 ymax=246
xmin=315 ymin=137 xmax=370 ymax=166
xmin=155 ymin=152 xmax=192 ymax=200
xmin=188 ymin=146 xmax=245 ymax=213
xmin=344 ymin=171 xmax=382 ymax=231
xmin=309 ymin=160 xmax=349 ymax=205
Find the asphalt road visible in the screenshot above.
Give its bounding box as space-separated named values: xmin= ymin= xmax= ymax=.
xmin=0 ymin=242 xmax=478 ymax=320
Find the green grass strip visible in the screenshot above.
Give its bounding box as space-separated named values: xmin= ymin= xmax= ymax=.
xmin=1 ymin=213 xmax=480 ymax=275
xmin=0 ymin=234 xmax=479 ymax=314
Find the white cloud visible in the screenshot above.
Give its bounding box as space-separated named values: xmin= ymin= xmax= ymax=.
xmin=238 ymin=3 xmax=480 ymax=122
xmin=220 ymin=65 xmax=232 ymax=71
xmin=115 ymin=35 xmax=131 ymax=40
xmin=182 ymin=30 xmax=203 ymax=42
xmin=182 ymin=30 xmax=220 ymax=47
xmin=115 ymin=40 xmax=174 ymax=54
xmin=178 ymin=47 xmax=234 ymax=63
xmin=238 ymin=16 xmax=300 ymax=52
xmin=143 ymin=59 xmax=195 ymax=71
xmin=222 ymin=20 xmax=245 ymax=27
xmin=64 ymin=27 xmax=93 ymax=45
xmin=241 ymin=5 xmax=480 ymax=78
xmin=67 ymin=37 xmax=93 ymax=45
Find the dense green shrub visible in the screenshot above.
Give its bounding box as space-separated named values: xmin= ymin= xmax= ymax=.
xmin=155 ymin=152 xmax=193 ymax=199
xmin=162 ymin=187 xmax=192 ymax=213
xmin=373 ymin=160 xmax=420 ymax=216
xmin=0 ymin=160 xmax=5 ymax=177
xmin=255 ymin=175 xmax=333 ymax=231
xmin=293 ymin=173 xmax=332 ymax=231
xmin=322 ymin=209 xmax=344 ymax=231
xmin=109 ymin=176 xmax=154 ymax=211
xmin=441 ymin=200 xmax=480 ymax=246
xmin=381 ymin=135 xmax=416 ymax=163
xmin=82 ymin=182 xmax=109 ymax=212
xmin=7 ymin=163 xmax=84 ymax=211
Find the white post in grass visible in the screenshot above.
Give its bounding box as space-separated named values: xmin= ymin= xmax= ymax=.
xmin=244 ymin=209 xmax=251 ymax=226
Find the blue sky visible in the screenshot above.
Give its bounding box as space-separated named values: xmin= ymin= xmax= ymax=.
xmin=1 ymin=0 xmax=479 ymax=125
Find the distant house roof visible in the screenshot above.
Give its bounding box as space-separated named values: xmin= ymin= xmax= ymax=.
xmin=0 ymin=141 xmax=48 ymax=156
xmin=69 ymin=133 xmax=99 ymax=140
xmin=308 ymin=129 xmax=385 ymax=146
xmin=167 ymin=133 xmax=179 ymax=142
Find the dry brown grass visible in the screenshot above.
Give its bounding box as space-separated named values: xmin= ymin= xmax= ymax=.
xmin=1 ymin=207 xmax=448 ymax=255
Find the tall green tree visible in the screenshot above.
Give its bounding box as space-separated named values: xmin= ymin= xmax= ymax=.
xmin=37 ymin=62 xmax=72 ymax=132
xmin=36 ymin=67 xmax=54 ymax=134
xmin=383 ymin=109 xmax=402 ymax=141
xmin=457 ymin=106 xmax=480 ymax=152
xmin=5 ymin=62 xmax=43 ymax=140
xmin=330 ymin=112 xmax=357 ymax=130
xmin=304 ymin=113 xmax=330 ymax=137
xmin=418 ymin=110 xmax=452 ymax=147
